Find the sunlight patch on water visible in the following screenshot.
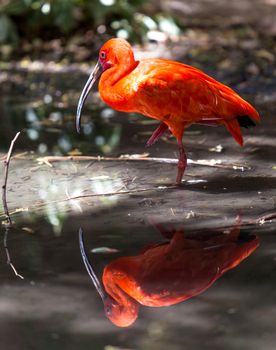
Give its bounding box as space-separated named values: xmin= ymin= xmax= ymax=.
xmin=15 ymin=165 xmax=126 ymax=234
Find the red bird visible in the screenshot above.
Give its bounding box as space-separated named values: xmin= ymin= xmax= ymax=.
xmin=79 ymin=221 xmax=259 ymax=327
xmin=76 ymin=38 xmax=260 ymax=184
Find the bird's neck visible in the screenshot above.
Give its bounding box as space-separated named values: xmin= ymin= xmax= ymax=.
xmin=100 ymin=60 xmax=138 ymax=87
xmin=98 ymin=60 xmax=139 ymax=110
xmin=103 ymin=268 xmax=140 ymax=322
xmin=104 ymin=276 xmax=138 ymax=311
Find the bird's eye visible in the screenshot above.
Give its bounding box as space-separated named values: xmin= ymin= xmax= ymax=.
xmin=100 ymin=51 xmax=106 ymax=60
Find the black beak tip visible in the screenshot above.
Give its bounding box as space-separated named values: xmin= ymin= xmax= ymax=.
xmin=76 ymin=123 xmax=81 ymax=134
xmin=79 ymin=227 xmax=83 ymax=241
xmin=76 ymin=111 xmax=81 ymax=133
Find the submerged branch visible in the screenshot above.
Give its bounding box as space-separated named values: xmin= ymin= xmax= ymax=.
xmin=0 ymin=184 xmax=176 ymax=219
xmin=3 ymin=227 xmax=24 ymax=280
xmin=254 ymin=212 xmax=276 ymax=225
xmin=36 ymin=154 xmax=250 ymax=171
xmin=0 ymin=152 xmax=30 ymax=162
xmin=2 ymin=132 xmax=21 ymax=226
xmin=1 ymin=132 xmax=24 ymax=279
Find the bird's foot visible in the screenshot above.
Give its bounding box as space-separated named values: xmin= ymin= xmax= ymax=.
xmin=175 ymin=166 xmax=185 ymax=185
xmin=146 ymin=122 xmax=168 ymax=147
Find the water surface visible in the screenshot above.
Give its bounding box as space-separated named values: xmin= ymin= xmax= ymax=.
xmin=0 ymin=49 xmax=276 ymax=350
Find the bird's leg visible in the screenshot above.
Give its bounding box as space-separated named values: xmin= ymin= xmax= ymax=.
xmin=176 ymin=137 xmax=187 ymax=185
xmin=146 ymin=122 xmax=168 ymax=147
xmin=150 ymin=221 xmax=177 ymax=240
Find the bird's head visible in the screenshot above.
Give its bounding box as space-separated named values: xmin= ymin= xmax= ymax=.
xmin=104 ymin=295 xmax=139 ymax=328
xmin=76 ymin=38 xmax=135 ymax=133
xmin=99 ymin=38 xmax=134 ymax=70
xmin=79 ymin=228 xmax=138 ymax=328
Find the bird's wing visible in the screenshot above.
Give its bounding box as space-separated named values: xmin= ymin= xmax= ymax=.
xmin=128 ymin=59 xmax=259 ymax=142
xmin=131 ymin=60 xmax=219 ymax=123
xmin=131 ymin=59 xmax=259 ymax=124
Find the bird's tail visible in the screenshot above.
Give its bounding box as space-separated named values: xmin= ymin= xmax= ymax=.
xmin=241 ymin=99 xmax=261 ymax=123
xmin=224 ymin=92 xmax=260 ymax=146
xmin=225 ymin=102 xmax=260 ymax=146
xmin=220 ymin=235 xmax=260 ymax=274
xmin=225 ymin=118 xmax=244 ymax=146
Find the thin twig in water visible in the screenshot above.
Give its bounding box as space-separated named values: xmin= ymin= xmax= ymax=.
xmin=3 ymin=227 xmax=24 ymax=279
xmin=2 ymin=132 xmax=21 ymax=226
xmin=0 ymin=184 xmax=176 ymax=219
xmin=1 ymin=132 xmax=24 ymax=279
xmin=0 ymin=151 xmax=29 ymax=161
xmin=36 ymin=154 xmax=251 ymax=171
xmin=254 ymin=212 xmax=276 ymax=224
xmin=28 ymin=184 xmax=176 ymax=209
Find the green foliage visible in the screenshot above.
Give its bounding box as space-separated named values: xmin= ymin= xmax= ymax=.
xmin=0 ymin=14 xmax=18 ymax=43
xmin=0 ymin=0 xmax=150 ymax=45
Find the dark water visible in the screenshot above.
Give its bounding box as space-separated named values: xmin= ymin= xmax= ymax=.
xmin=0 ymin=60 xmax=276 ymax=350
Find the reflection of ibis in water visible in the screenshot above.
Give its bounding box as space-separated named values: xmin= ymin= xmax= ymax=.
xmin=79 ymin=220 xmax=259 ymax=327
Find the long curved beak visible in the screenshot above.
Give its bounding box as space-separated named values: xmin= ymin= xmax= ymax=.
xmin=79 ymin=228 xmax=107 ymax=302
xmin=76 ymin=61 xmax=103 ymax=133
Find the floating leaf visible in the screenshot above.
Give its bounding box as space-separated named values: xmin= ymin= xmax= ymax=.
xmin=91 ymin=247 xmax=119 ymax=254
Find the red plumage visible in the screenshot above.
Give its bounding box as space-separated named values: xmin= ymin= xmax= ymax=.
xmin=77 ymin=38 xmax=260 ymax=183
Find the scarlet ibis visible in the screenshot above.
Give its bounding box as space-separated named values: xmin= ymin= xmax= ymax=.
xmin=76 ymin=38 xmax=260 ymax=184
xmin=79 ymin=222 xmax=259 ymax=327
